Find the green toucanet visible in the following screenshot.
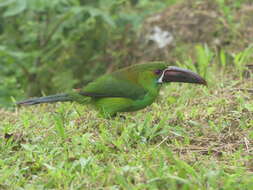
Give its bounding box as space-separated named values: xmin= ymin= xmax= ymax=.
xmin=17 ymin=62 xmax=206 ymax=117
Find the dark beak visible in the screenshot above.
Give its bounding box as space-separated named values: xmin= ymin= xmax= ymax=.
xmin=160 ymin=66 xmax=207 ymax=85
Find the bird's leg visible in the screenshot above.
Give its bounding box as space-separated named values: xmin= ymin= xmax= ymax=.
xmin=118 ymin=115 xmax=126 ymax=120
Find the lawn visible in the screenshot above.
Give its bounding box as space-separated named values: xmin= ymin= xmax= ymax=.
xmin=0 ymin=65 xmax=252 ymax=189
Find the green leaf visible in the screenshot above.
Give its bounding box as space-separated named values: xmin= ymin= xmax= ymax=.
xmin=0 ymin=0 xmax=15 ymax=7
xmin=83 ymin=6 xmax=115 ymax=27
xmin=245 ymin=103 xmax=253 ymax=112
xmin=220 ymin=49 xmax=227 ymax=67
xmin=53 ymin=114 xmax=67 ymax=139
xmin=27 ymin=0 xmax=66 ymax=11
xmin=167 ymin=96 xmax=177 ymax=105
xmin=3 ymin=0 xmax=27 ymax=17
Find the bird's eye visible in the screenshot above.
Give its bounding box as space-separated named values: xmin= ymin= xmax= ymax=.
xmin=155 ymin=69 xmax=163 ymax=75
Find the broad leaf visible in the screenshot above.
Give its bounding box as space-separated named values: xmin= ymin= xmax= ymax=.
xmin=0 ymin=0 xmax=15 ymax=7
xmin=3 ymin=0 xmax=27 ymax=17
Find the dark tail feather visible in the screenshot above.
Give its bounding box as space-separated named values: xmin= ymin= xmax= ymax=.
xmin=16 ymin=93 xmax=73 ymax=105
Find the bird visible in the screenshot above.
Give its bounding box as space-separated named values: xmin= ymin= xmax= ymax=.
xmin=17 ymin=62 xmax=207 ymax=117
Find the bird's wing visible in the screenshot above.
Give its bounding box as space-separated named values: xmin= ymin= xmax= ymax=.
xmin=80 ymin=72 xmax=147 ymax=100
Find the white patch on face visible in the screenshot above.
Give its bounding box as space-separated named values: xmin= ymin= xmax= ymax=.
xmin=157 ymin=69 xmax=167 ymax=83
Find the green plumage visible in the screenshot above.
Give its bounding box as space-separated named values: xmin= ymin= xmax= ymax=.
xmin=82 ymin=62 xmax=167 ymax=116
xmin=17 ymin=62 xmax=167 ymax=117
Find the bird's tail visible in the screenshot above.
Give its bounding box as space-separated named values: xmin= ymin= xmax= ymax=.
xmin=16 ymin=93 xmax=73 ymax=106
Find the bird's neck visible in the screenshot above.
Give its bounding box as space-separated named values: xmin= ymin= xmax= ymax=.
xmin=138 ymin=71 xmax=160 ymax=92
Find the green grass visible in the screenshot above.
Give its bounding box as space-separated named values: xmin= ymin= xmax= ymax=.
xmin=0 ymin=63 xmax=253 ymax=189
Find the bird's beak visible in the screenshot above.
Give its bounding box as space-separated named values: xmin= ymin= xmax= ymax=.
xmin=158 ymin=66 xmax=207 ymax=85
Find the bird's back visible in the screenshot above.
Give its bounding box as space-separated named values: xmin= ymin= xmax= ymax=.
xmin=81 ymin=62 xmax=167 ymax=100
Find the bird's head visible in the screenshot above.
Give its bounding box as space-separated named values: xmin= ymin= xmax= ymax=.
xmin=155 ymin=66 xmax=207 ymax=85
